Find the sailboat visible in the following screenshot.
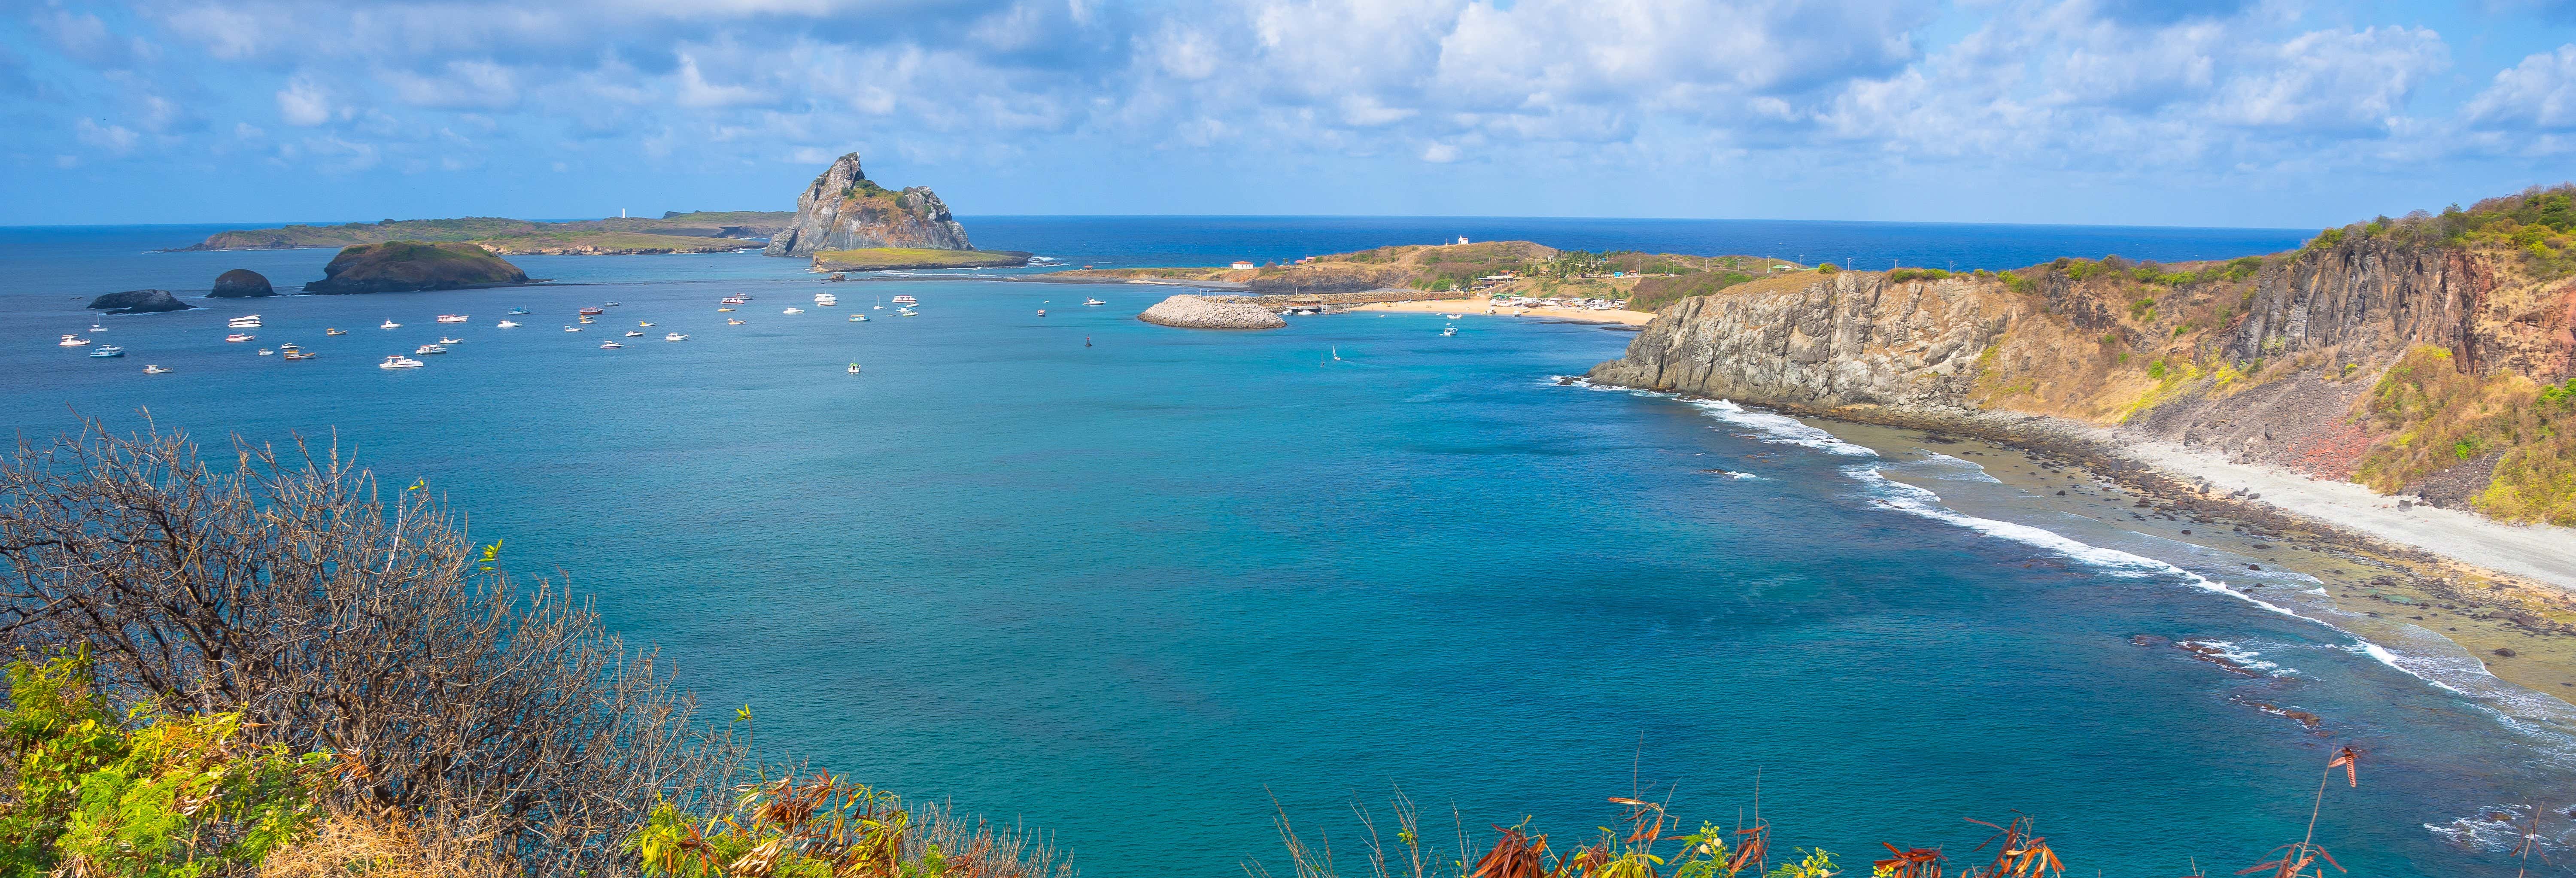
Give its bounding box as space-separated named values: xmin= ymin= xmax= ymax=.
xmin=873 ymin=296 xmax=883 ymax=310
xmin=1331 ymin=347 xmax=1341 ymax=361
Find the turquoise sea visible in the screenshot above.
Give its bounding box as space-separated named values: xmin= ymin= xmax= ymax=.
xmin=4 ymin=218 xmax=2569 ymax=877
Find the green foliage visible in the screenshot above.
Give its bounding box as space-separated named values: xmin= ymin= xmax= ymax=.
xmin=1816 ymin=263 xmax=1840 ymax=274
xmin=2147 ymin=359 xmax=2168 ymax=380
xmin=1543 ymin=250 xmax=1610 ymax=279
xmin=2001 ymin=271 xmax=2034 ymax=294
xmin=0 ymin=654 xmax=335 ymax=878
xmin=2358 ymin=345 xmax=2576 ymax=524
xmin=631 ymin=773 xmax=940 ymax=878
xmin=1627 ymin=271 xmax=1758 ymax=312
xmin=2309 ymin=227 xmax=2346 ymax=249
xmin=1763 ymin=848 xmax=1837 ymax=878
xmin=1885 ymin=268 xmax=1950 ymax=282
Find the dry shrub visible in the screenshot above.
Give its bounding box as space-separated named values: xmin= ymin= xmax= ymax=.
xmin=2354 ymin=345 xmax=2576 ymax=523
xmin=259 ymin=814 xmax=510 ymax=878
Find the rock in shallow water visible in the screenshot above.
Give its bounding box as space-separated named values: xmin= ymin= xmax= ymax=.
xmin=86 ymin=289 xmax=193 ymax=313
xmin=209 ymin=268 xmax=276 ymax=298
xmin=303 ymin=241 xmax=532 ymax=294
xmin=1137 ymin=295 xmax=1288 ymax=330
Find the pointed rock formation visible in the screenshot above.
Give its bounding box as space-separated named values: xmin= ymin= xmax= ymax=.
xmin=763 ymin=153 xmax=972 ymax=257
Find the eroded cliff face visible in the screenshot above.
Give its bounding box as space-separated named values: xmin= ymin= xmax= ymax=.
xmin=1587 ymin=235 xmax=2576 ymax=503
xmin=763 ymin=153 xmax=972 ymax=257
xmin=1586 ymin=271 xmax=2021 ymax=409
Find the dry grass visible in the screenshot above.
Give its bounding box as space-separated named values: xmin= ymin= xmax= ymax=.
xmin=259 ymin=814 xmax=510 ymax=878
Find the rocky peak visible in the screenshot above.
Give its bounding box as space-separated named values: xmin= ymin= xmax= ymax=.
xmin=762 ymin=153 xmax=972 ymax=257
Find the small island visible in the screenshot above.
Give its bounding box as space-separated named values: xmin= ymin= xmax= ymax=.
xmin=302 ymin=241 xmax=539 ymax=294
xmin=86 ymin=289 xmax=193 ymax=313
xmin=811 ymin=248 xmax=1034 ymax=272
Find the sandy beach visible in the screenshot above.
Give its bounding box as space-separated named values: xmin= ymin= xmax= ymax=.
xmin=1348 ymin=297 xmax=1657 ymax=326
xmin=1795 ymin=413 xmax=2576 ymax=699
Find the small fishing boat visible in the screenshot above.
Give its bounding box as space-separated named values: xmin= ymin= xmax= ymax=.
xmin=277 ymin=343 xmax=300 ymax=351
xmin=891 ymin=295 xmax=916 ymax=305
xmin=436 ymin=314 xmax=469 ymax=323
xmin=602 ymin=302 xmax=620 ymax=307
xmin=438 ymin=337 xmax=463 ymax=344
xmin=626 ymin=331 xmax=646 ymax=337
xmin=378 ymin=355 xmax=423 ymax=369
xmin=578 ymin=316 xmax=595 ymax=324
xmin=578 ymin=306 xmax=605 ymax=316
xmin=91 ymin=345 xmax=125 ymax=358
xmin=225 ymin=333 xmax=254 ymax=343
xmin=1441 ymin=326 xmax=1457 ymax=337
xmin=663 ymin=333 xmax=688 ymax=341
xmin=381 ymin=320 xmax=401 ymax=329
xmin=58 ymin=334 xmax=88 ymax=347
xmin=783 ymin=307 xmax=804 ymax=314
xmin=283 ymin=350 xmax=316 ymax=361
xmin=815 ymin=293 xmax=838 ymax=306
xmin=496 ymin=320 xmax=519 ymax=328
xmin=143 ymin=365 xmax=172 ymax=374
xmin=600 ymin=340 xmax=625 ymax=349
xmin=326 ymin=328 xmax=348 ymax=335
xmin=1083 ymin=298 xmax=1106 ymax=306
xmin=847 ymin=363 xmax=861 ymax=374
xmin=507 ymin=307 xmax=530 ymax=315
xmin=718 ymin=307 xmax=737 ymax=312
xmin=563 ymin=325 xmax=582 ymax=332
xmin=639 ymin=321 xmax=654 ymax=327
xmin=88 ymin=324 xmax=108 ymax=332
xmin=849 ymin=314 xmax=869 ymax=322
xmin=414 ymin=344 xmax=448 ymax=355
xmin=720 ymin=296 xmax=747 ymax=305
xmin=726 ymin=319 xmax=744 ymax=325
xmin=1036 ymin=309 xmax=1047 ymax=316
xmin=1443 ymin=313 xmax=1463 ymax=319
xmin=898 ymin=308 xmax=917 ymax=317
xmin=258 ymin=348 xmax=275 ymax=355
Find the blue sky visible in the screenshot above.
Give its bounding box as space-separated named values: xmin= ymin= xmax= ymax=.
xmin=4 ymin=0 xmax=2575 ymax=228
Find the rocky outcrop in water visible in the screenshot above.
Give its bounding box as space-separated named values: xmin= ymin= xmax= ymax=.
xmin=763 ymin=153 xmax=972 ymax=258
xmin=1138 ymin=295 xmax=1288 ymax=329
xmin=209 ymin=269 xmax=276 ymax=298
xmin=302 ymin=242 xmax=533 ymax=294
xmin=87 ymin=289 xmax=192 ymax=313
xmin=1587 ymin=271 xmax=2015 ymax=410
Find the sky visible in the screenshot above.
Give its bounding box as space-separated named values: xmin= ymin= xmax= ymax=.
xmin=4 ymin=0 xmax=2576 ymax=228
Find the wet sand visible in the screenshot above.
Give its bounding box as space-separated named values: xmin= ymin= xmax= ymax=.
xmin=1809 ymin=418 xmax=2576 ymax=701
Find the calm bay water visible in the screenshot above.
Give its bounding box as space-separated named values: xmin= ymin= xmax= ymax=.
xmin=2 ymin=218 xmax=2562 ymax=877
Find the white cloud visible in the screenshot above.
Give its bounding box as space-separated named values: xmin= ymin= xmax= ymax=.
xmin=2467 ymin=44 xmax=2576 ymax=131
xmin=1420 ymin=142 xmax=1459 ymax=162
xmin=276 ymin=77 xmax=332 ymax=125
xmin=75 ymin=118 xmax=139 ymax=154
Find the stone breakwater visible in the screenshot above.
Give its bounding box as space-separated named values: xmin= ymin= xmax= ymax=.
xmin=1138 ymin=295 xmax=1288 ymax=329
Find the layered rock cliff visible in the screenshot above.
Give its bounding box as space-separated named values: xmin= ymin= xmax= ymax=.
xmin=1588 ymin=194 xmax=2576 ymax=523
xmin=763 ymin=154 xmax=971 ymax=257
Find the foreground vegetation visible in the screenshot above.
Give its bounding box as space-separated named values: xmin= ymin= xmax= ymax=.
xmin=0 ymin=426 xmax=1068 ymax=878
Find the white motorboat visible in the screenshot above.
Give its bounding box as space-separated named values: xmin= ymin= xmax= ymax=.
xmin=815 ymin=293 xmax=838 ymax=306
xmin=727 ymin=319 xmax=744 ymax=325
xmin=414 ymin=344 xmax=449 ymax=355
xmin=59 ymin=334 xmax=89 ymax=347
xmin=600 ymin=340 xmax=625 ymax=349
xmin=436 ymin=314 xmax=469 ymax=323
xmin=326 ymin=328 xmax=348 ymax=335
xmin=1441 ymin=326 xmax=1457 ymax=337
xmin=783 ymin=307 xmax=804 ymax=314
xmin=225 ymin=333 xmax=254 ymax=343
xmin=847 ymin=363 xmax=861 ymax=374
xmin=258 ymin=347 xmax=275 ymax=355
xmin=626 ymin=331 xmax=646 ymax=337
xmin=378 ymin=355 xmax=423 ymax=369
xmin=143 ymin=365 xmax=173 ymax=374
xmin=438 ymin=337 xmax=463 ymax=345
xmin=849 ymin=314 xmax=869 ymax=322
xmin=88 ymin=324 xmax=108 ymax=332
xmin=497 ymin=320 xmax=519 ymax=328
xmin=1083 ymin=298 xmax=1106 ymax=306
xmin=1443 ymin=313 xmax=1463 ymax=319
xmin=380 ymin=320 xmax=401 ymax=329
xmin=1036 ymin=309 xmax=1047 ymax=316
xmin=228 ymin=318 xmax=261 ymax=328
xmin=663 ymin=333 xmax=689 ymax=341
xmin=891 ymin=295 xmax=916 ymax=305
xmin=282 ymin=350 xmax=317 ymax=361
xmin=277 ymin=343 xmax=300 ymax=351
xmin=638 ymin=321 xmax=654 ymax=327
xmin=90 ymin=345 xmax=125 ymax=358
xmin=564 ymin=325 xmax=582 ymax=332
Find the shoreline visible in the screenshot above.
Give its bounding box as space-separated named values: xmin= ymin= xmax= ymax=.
xmin=1349 ymin=297 xmax=1656 ymax=326
xmin=1742 ymin=401 xmax=2576 ymax=700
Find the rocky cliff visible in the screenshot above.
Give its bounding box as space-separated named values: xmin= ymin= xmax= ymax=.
xmin=763 ymin=154 xmax=971 ymax=257
xmin=1588 ymin=189 xmax=2576 ymax=523
xmin=210 ymin=269 xmax=275 ymax=298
